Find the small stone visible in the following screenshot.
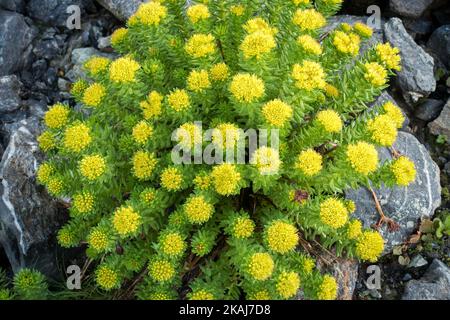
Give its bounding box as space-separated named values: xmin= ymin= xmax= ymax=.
xmin=98 ymin=36 xmax=112 ymax=50
xmin=414 ymin=99 xmax=445 ymax=122
xmin=390 ymin=0 xmax=434 ymax=18
xmin=408 ymin=255 xmax=428 ymax=268
xmin=96 ymin=0 xmax=143 ymax=21
xmin=429 ymin=99 xmax=450 ymax=141
xmin=0 ymin=75 xmax=23 ymax=114
xmin=428 ymin=25 xmax=450 ymax=69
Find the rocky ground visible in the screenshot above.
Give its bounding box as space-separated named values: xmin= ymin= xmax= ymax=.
xmin=0 ymin=0 xmax=449 ymax=300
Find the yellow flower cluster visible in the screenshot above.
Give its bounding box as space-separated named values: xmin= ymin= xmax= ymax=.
xmin=167 ymin=89 xmax=190 ymax=112
xmin=111 ymin=28 xmax=128 ymax=46
xmin=248 ymin=253 xmax=274 ymax=281
xmin=79 ymin=155 xmax=106 ymax=180
xmin=37 ymin=163 xmax=54 ymax=185
xmin=292 ymin=0 xmax=310 ymax=5
xmin=47 ymin=177 xmax=63 ymax=195
xmin=295 ymin=149 xmax=323 ymax=176
xmin=262 ymin=99 xmax=293 ymax=127
xmin=211 ymin=164 xmax=241 ymax=196
xmin=88 ymin=229 xmax=109 ymax=251
xmin=347 ymin=219 xmax=362 ymax=240
xmin=333 ymin=31 xmax=360 ymax=56
xmin=140 ymin=91 xmax=163 ymax=119
xmin=244 ymin=18 xmax=277 ymax=36
xmin=82 ymin=83 xmax=106 ymax=107
xmin=354 ymin=22 xmax=373 ymax=38
xmin=187 ymin=4 xmax=210 ymax=23
xmin=84 ymin=57 xmax=110 ymax=75
xmin=383 ymin=102 xmax=404 ymax=128
xmin=297 ymin=35 xmax=322 ymax=55
xmin=185 ymin=33 xmax=215 ymax=58
xmin=175 ymin=122 xmax=202 ymax=148
xmin=292 ymin=60 xmax=326 ymax=91
xmin=210 ymin=63 xmax=229 ymax=81
xmin=71 ymin=79 xmax=88 ymax=96
xmin=390 ymin=156 xmax=416 ymax=186
xmin=316 ymin=109 xmax=343 ymax=133
xmin=184 ymin=195 xmax=214 ymax=224
xmin=37 ymin=131 xmax=56 ymax=152
xmin=132 ymin=151 xmax=157 ymax=180
xmin=161 ymin=232 xmax=185 ymax=257
xmin=63 ymin=123 xmax=92 ymax=153
xmin=73 ymin=191 xmax=94 ymax=214
xmin=346 ymin=141 xmax=379 ymax=175
xmin=230 ymin=4 xmax=245 ymax=16
xmin=149 ymin=259 xmax=175 ymax=282
xmin=266 ymin=220 xmax=299 ymax=254
xmin=252 ymin=147 xmax=281 ymax=175
xmin=57 ymin=228 xmax=74 ymax=248
xmin=190 ymin=290 xmax=214 ymax=300
xmin=193 ymin=173 xmax=211 ymax=191
xmin=96 ymin=266 xmax=119 ymax=290
xmin=232 ymin=217 xmax=255 ymax=239
xmin=230 ymin=73 xmax=265 ymax=103
xmin=317 ymin=275 xmax=338 ymax=300
xmin=376 ymin=43 xmax=401 ymax=71
xmin=240 ymin=31 xmax=276 ymax=60
xmin=320 ymin=198 xmax=348 ymax=229
xmin=109 ymin=57 xmax=140 ymax=83
xmin=44 ymin=103 xmax=69 ymax=129
xmin=112 ymin=206 xmax=141 ymax=236
xmin=248 ymin=290 xmax=270 ymax=300
xmin=364 ymin=62 xmax=388 ymax=87
xmin=356 ymin=230 xmax=384 ymax=262
xmin=160 ymin=167 xmax=183 ymax=191
xmin=129 ymin=1 xmax=167 ymax=26
xmin=187 ymin=69 xmax=211 ymax=92
xmin=292 ymin=9 xmax=326 ymax=31
xmin=367 ymin=114 xmax=398 ymax=146
xmin=302 ymin=258 xmax=315 ymax=274
xmin=132 ymin=121 xmax=153 ymax=145
xmin=324 ymin=83 xmax=340 ymax=98
xmin=140 ymin=188 xmax=156 ymax=204
xmin=212 ymin=123 xmax=241 ymax=148
xmin=276 ymin=271 xmax=300 ymax=299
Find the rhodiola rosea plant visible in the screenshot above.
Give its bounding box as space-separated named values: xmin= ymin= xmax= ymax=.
xmin=36 ymin=0 xmax=416 ymax=300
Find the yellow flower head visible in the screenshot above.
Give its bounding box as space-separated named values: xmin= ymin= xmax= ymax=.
xmin=324 ymin=83 xmax=340 ymax=98
xmin=210 ymin=63 xmax=229 ymax=81
xmin=276 ymin=271 xmax=300 ymax=299
xmin=132 ymin=151 xmax=157 ymax=181
xmin=88 ymin=229 xmax=109 ymax=251
xmin=333 ymin=31 xmax=361 ymax=56
xmin=320 ymin=198 xmax=348 ymax=229
xmin=230 ymin=73 xmax=265 ymax=103
xmin=354 ymin=22 xmax=373 ymax=38
xmin=38 ymin=131 xmax=56 ymax=152
xmin=293 ymin=9 xmax=326 ymax=31
xmin=302 ymin=258 xmax=315 ymax=274
xmin=130 ymin=1 xmax=167 ymax=26
xmin=367 ymin=114 xmax=398 ymax=146
xmin=297 ymin=35 xmax=322 ymax=55
xmin=376 ymin=43 xmax=401 ymax=71
xmin=57 ymin=227 xmax=75 ymax=248
xmin=111 ymin=28 xmax=128 ymax=46
xmin=292 ymin=60 xmax=326 ymax=91
xmin=84 ymin=57 xmax=110 ymax=75
xmin=132 ymin=121 xmax=153 ymax=145
xmin=63 ymin=123 xmax=92 ymax=153
xmin=168 ymin=89 xmax=191 ymax=112
xmin=295 ymin=149 xmax=323 ymax=176
xmin=190 ymin=290 xmax=214 ymax=300
xmin=71 ymin=79 xmax=88 ymax=96
xmin=262 ymin=99 xmax=293 ymax=127
xmin=356 ymin=230 xmax=384 ymax=262
xmin=109 ymin=57 xmax=140 ymax=83
xmin=96 ymin=266 xmax=119 ymax=290
xmin=185 ymin=33 xmax=215 ymax=58
xmin=316 ymin=109 xmax=343 ymax=133
xmin=175 ymin=122 xmax=202 ymax=148
xmin=230 ymin=5 xmax=245 ymax=16
xmin=232 ymin=217 xmax=255 ymax=239
xmin=160 ymin=167 xmax=183 ymax=191
xmin=244 ymin=17 xmax=277 ymax=36
xmin=79 ymin=155 xmax=106 ymax=180
xmin=248 ymin=290 xmax=270 ymax=300
xmin=141 ymin=91 xmax=163 ymax=119
xmin=187 ymin=69 xmax=211 ymax=92
xmin=187 ymin=4 xmax=210 ymax=23
xmin=212 ymin=122 xmax=241 ymax=148
xmin=193 ymin=173 xmax=211 ymax=191
xmin=317 ymin=275 xmax=338 ymax=300
xmin=47 ymin=177 xmax=63 ymax=195
xmin=240 ymin=31 xmax=276 ymax=59
xmin=140 ymin=188 xmax=156 ymax=204
xmin=160 ymin=232 xmax=186 ymax=257
xmin=73 ymin=191 xmax=94 ymax=214
xmin=292 ymin=0 xmax=310 ymax=5
xmin=37 ymin=163 xmax=55 ymax=185
xmin=113 ymin=206 xmax=142 ymax=236
xmin=347 ymin=219 xmax=362 ymax=240
xmin=248 ymin=253 xmax=274 ymax=281
xmin=364 ymin=62 xmax=388 ymax=87
xmin=82 ymin=83 xmax=106 ymax=107
xmin=184 ymin=195 xmax=214 ymax=224
xmin=44 ymin=103 xmax=70 ymax=129
xmin=391 ymin=156 xmax=416 ymax=186
xmin=346 ymin=141 xmax=379 ymax=175
xmin=211 ymin=164 xmax=241 ymax=196
xmin=266 ymin=220 xmax=299 ymax=254
xmin=383 ymin=101 xmax=404 ymax=129
xmin=252 ymin=147 xmax=281 ymax=175
xmin=149 ymin=259 xmax=175 ymax=282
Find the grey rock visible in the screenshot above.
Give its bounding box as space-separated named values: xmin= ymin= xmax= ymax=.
xmin=403 ymin=18 xmax=433 ymax=38
xmin=390 ymin=0 xmax=434 ymax=18
xmin=27 ymin=0 xmax=86 ymax=27
xmin=98 ymin=36 xmax=112 ymax=50
xmin=0 ymin=75 xmax=22 ymax=114
xmin=332 ymin=258 xmax=359 ymax=300
xmin=0 ymin=10 xmax=37 ymax=76
xmin=66 ymin=47 xmax=116 ymax=81
xmin=96 ymin=0 xmax=143 ymax=21
xmin=408 ymin=255 xmax=428 ymax=268
xmin=0 ymin=0 xmax=25 ymax=12
xmin=347 ymin=132 xmax=441 ymax=253
xmin=428 ymin=25 xmax=450 ymax=69
xmin=402 ymin=259 xmax=450 ymax=300
xmin=384 ymin=18 xmax=436 ymax=104
xmin=428 ymin=99 xmax=450 ymax=141
xmin=415 ymin=99 xmax=445 ymax=122
xmin=0 ymin=121 xmax=65 ymax=277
